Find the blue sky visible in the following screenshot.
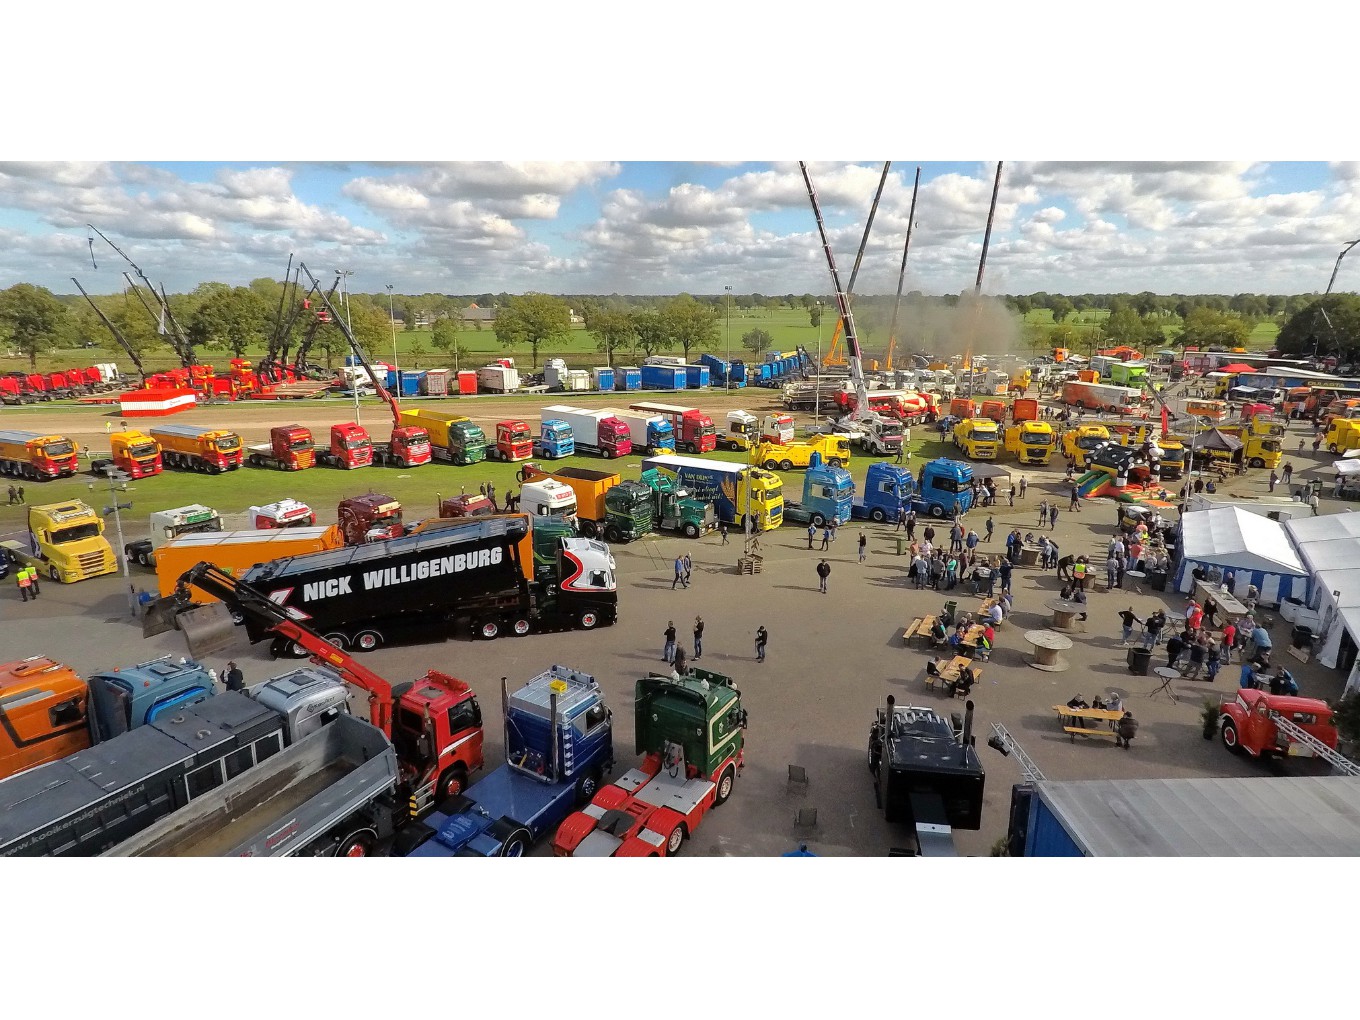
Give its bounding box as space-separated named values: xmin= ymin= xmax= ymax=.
xmin=1 ymin=161 xmax=1357 ymax=298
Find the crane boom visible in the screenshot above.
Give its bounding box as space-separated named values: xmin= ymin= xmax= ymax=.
xmin=884 ymin=166 xmax=922 ymax=375
xmin=89 ymin=223 xmax=196 ymax=366
xmin=821 ymin=161 xmax=890 ymax=368
xmin=989 ymin=724 xmax=1047 ymax=783
xmin=71 ymin=277 xmax=147 ymax=384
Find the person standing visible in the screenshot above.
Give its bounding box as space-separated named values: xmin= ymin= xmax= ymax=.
xmin=693 ymin=616 xmax=704 ymax=659
xmin=16 ymin=485 xmax=24 ymax=504
xmin=1268 ymin=469 xmax=1278 ymax=492
xmin=1118 ymin=607 xmax=1143 ymax=646
xmin=984 ymin=515 xmax=994 ymax=543
xmin=663 ymin=621 xmax=677 ymax=664
xmin=1019 ymin=475 xmax=1027 ymax=498
xmin=1048 ymin=504 xmax=1059 ymax=529
xmin=1310 ymin=490 xmax=1321 ymax=515
xmin=23 ymin=566 xmax=39 ymax=598
xmin=719 ymin=522 xmax=729 ymax=545
xmin=1008 ymin=484 xmax=1016 ymax=507
xmin=894 ymin=443 xmax=904 ymax=465
xmin=1206 ymin=638 xmax=1222 ymax=682
xmin=1221 ymin=620 xmax=1237 ymax=664
xmin=922 ymin=523 xmax=935 ymax=547
xmin=682 ymin=553 xmax=693 ymax=587
xmin=816 ymin=558 xmax=831 ymax=593
xmin=16 ymin=567 xmax=32 ymax=602
xmin=6 ymin=484 xmax=15 ymax=505
xmin=755 ymin=625 xmax=768 ymax=663
xmin=858 ymin=530 xmax=868 ymax=563
xmin=896 ymin=507 xmax=907 ymax=532
xmin=1282 ymin=461 xmax=1294 ymax=485
xmin=911 ymin=550 xmax=929 ymax=589
xmin=672 ymin=555 xmax=687 ymax=590
xmin=949 ymin=523 xmax=963 ymax=554
xmin=673 ymin=645 xmax=688 ymax=676
xmin=820 ymin=526 xmax=831 ymax=551
xmin=223 ymin=661 xmax=245 ymax=692
xmin=906 ymin=510 xmax=917 ymax=541
xmin=1037 ymin=499 xmax=1048 ymax=528
xmin=1166 ymin=631 xmax=1185 ymax=670
xmin=998 ymin=557 xmax=1013 ymax=595
xmin=1106 ymin=553 xmax=1120 ymax=591
xmin=807 ymin=523 xmax=816 ymax=550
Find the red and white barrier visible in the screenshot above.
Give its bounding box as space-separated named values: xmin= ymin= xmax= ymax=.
xmin=119 ymin=388 xmax=197 ymax=417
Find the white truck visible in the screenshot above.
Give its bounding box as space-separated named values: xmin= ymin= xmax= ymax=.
xmin=540 ymin=405 xmax=633 ymax=458
xmin=247 ymin=499 xmax=316 ymax=530
xmin=478 ymin=363 xmax=521 ymax=393
xmin=597 ymin=407 xmax=675 ymax=456
xmin=519 ymin=477 xmax=578 ymax=520
xmin=124 ymin=504 xmax=224 ymax=568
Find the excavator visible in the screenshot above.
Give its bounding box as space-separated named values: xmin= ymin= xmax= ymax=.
xmin=144 ymin=561 xmax=485 ymax=809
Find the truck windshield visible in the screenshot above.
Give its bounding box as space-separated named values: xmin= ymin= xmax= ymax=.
xmin=51 ymin=522 xmax=101 ymax=544
xmin=129 ymin=443 xmax=159 ymax=459
xmin=1020 ymin=429 xmax=1051 ymax=445
xmin=509 ymin=429 xmax=531 ymax=442
xmin=216 ymin=436 xmax=241 ymax=452
xmin=931 ymin=477 xmax=962 ymax=493
xmin=43 ymin=441 xmax=75 ymax=457
xmin=289 ymin=437 xmax=311 ymax=450
xmin=973 ymin=426 xmax=998 ymax=438
xmin=345 ymin=437 xmax=372 ymax=450
xmin=1078 ymin=435 xmax=1106 ymax=450
xmin=701 ymin=424 xmax=716 ymax=436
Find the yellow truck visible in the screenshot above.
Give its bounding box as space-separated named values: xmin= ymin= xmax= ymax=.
xmin=1003 ymin=420 xmax=1055 ymax=465
xmin=952 ymin=418 xmax=1001 ymax=460
xmin=1008 ymin=368 xmax=1032 ymax=393
xmin=397 ymin=408 xmax=486 ymax=465
xmin=1061 ymin=424 xmax=1112 ymax=467
xmin=1325 ymin=418 xmax=1360 ymax=454
xmin=153 ymin=525 xmax=347 ymax=599
xmin=0 ymin=501 xmax=118 ymax=583
xmin=751 ymin=434 xmax=851 ymax=470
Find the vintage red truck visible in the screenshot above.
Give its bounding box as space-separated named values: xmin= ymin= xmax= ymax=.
xmin=1219 ymin=689 xmax=1340 ymax=762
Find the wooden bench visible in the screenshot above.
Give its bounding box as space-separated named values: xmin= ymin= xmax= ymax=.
xmin=902 ymin=617 xmax=927 ymax=646
xmin=1063 ymin=725 xmax=1118 ymax=742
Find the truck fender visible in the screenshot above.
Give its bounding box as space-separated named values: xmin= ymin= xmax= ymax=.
xmin=489 ymin=817 xmax=532 ymax=857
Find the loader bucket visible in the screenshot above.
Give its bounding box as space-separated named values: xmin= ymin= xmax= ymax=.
xmin=141 ymin=595 xmax=185 ymax=639
xmin=175 ymin=602 xmax=240 ymax=659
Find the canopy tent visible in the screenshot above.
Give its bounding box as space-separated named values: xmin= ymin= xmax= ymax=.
xmin=1219 ymin=363 xmax=1258 ymax=374
xmin=1335 ymin=459 xmax=1360 ymax=476
xmin=965 ymin=463 xmax=1011 ymax=481
xmin=1284 ymin=512 xmax=1360 ymax=575
xmin=1301 ymin=569 xmax=1360 ymax=670
xmin=1173 ymin=506 xmax=1307 ymax=603
xmin=1196 ymin=428 xmax=1243 ymax=453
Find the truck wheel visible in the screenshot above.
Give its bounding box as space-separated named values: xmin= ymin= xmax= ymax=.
xmin=395 ymin=457 xmax=407 ymax=469
xmin=828 ymin=458 xmax=843 ymax=467
xmin=499 ymin=827 xmax=532 ymax=857
xmin=602 ymin=448 xmax=613 ymax=459
xmin=870 ymin=508 xmax=886 ymax=523
xmin=335 ymin=829 xmax=376 ymax=857
xmin=323 ymin=631 xmax=350 ymax=650
xmin=579 ymin=520 xmax=598 ymax=539
xmin=478 ymin=618 xmax=502 ymax=640
xmin=354 ymin=629 xmax=383 ymax=652
xmin=137 ymin=549 xmax=150 ymax=567
xmin=578 ymin=610 xmax=600 ymax=630
xmin=49 ymin=566 xmax=60 ymax=582
xmin=438 ymin=766 xmax=469 ymax=799
xmin=714 ymin=764 xmax=736 ymax=806
xmin=930 ymin=505 xmax=944 ymax=518
xmin=1249 ymin=457 xmax=1264 ymax=468
xmin=575 ymin=767 xmax=602 ymax=806
xmin=603 ymin=525 xmax=620 ymax=543
xmin=683 ymin=522 xmax=699 ymax=538
xmin=1220 ymin=718 xmax=1242 ymax=753
xmin=1330 ymin=444 xmax=1339 ymax=453
xmin=664 ymin=822 xmax=687 ymax=856
xmin=811 ymin=512 xmax=825 ymax=527
xmin=510 ymin=616 xmax=531 ymax=636
xmin=764 ymin=460 xmax=779 ymax=470
xmin=780 ymin=459 xmax=794 ymax=471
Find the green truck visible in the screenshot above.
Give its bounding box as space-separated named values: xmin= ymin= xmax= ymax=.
xmin=601 ymin=469 xmax=716 ymax=543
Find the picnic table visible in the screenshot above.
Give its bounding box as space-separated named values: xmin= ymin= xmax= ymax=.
xmin=954 ymin=623 xmax=988 ymax=657
xmin=1025 ymin=629 xmax=1073 ymax=672
xmin=1193 ymin=579 xmax=1248 ymax=617
xmin=1045 ymin=598 xmax=1087 ymax=634
xmin=923 ymin=656 xmax=985 ymax=696
xmin=1052 ymin=705 xmax=1123 ymax=741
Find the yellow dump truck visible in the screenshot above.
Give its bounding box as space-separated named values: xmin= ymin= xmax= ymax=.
xmin=751 ymin=434 xmax=851 ymax=470
xmin=0 ymin=501 xmax=118 ymax=583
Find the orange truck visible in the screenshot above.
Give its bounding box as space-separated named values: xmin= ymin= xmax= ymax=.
xmin=149 ymin=423 xmax=244 ymax=473
xmin=153 ymin=525 xmax=346 ymax=598
xmin=980 ymin=399 xmax=1008 ymax=423
xmin=0 ymin=430 xmax=79 ymax=481
xmin=489 ymin=419 xmax=535 ymax=462
xmin=91 ymin=429 xmax=162 ymax=479
xmin=1012 ymin=398 xmax=1040 ymax=423
xmin=949 ymin=397 xmax=977 ymax=419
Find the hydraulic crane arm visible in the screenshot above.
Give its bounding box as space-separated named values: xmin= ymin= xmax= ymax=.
xmin=884 ymin=167 xmax=922 ymax=377
xmin=71 ymin=278 xmax=148 ymax=384
xmin=821 ymin=161 xmax=891 ymax=371
xmin=88 ymin=224 xmax=196 ymax=366
xmin=165 ymin=562 xmax=399 ymax=735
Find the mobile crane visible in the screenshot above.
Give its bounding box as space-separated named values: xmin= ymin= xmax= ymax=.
xmin=87 ymin=224 xmax=197 ymax=369
xmin=71 ymin=277 xmax=148 ymax=385
xmin=881 ymin=167 xmax=921 ymax=378
xmin=818 ymin=161 xmax=890 ymax=369
xmin=296 ymin=263 xmax=432 ymax=467
xmin=146 ymin=561 xmax=486 ymax=810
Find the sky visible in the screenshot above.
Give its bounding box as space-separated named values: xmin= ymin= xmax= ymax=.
xmin=5 ymin=161 xmax=1360 ymax=300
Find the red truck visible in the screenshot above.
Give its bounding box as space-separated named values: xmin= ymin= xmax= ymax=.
xmin=489 ymin=419 xmax=534 ymax=462
xmin=149 ymin=424 xmax=244 ymax=473
xmin=339 ymin=493 xmax=404 ymax=545
xmin=0 ymin=430 xmax=80 ymax=480
xmin=628 ymin=400 xmax=716 ymax=454
xmin=1219 ymin=689 xmax=1341 ymax=762
xmin=315 ymin=423 xmax=374 ymax=469
xmin=246 ymin=424 xmax=316 ymax=471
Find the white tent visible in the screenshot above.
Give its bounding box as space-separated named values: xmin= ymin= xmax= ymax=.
xmin=1334 ymin=459 xmax=1360 ymax=476
xmin=1285 ymin=512 xmax=1360 ymax=575
xmin=1174 ymin=506 xmax=1307 ymax=604
xmin=1305 ymin=571 xmax=1360 ymax=670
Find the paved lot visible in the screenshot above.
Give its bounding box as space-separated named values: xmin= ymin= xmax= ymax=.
xmin=4 ymin=410 xmax=1346 ymax=857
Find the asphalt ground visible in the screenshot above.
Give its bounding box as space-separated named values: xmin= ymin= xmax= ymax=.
xmin=1 ymin=389 xmax=1346 ymax=857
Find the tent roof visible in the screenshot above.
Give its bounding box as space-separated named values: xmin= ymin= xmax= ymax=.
xmin=1311 ymin=568 xmax=1360 ymax=607
xmin=1219 ymin=363 xmax=1258 ymax=373
xmin=1197 ymin=427 xmax=1244 ymax=451
xmin=1286 ymin=512 xmax=1360 ymax=573
xmin=1035 ymin=777 xmax=1360 ymax=856
xmin=1180 ymin=506 xmax=1306 ymax=575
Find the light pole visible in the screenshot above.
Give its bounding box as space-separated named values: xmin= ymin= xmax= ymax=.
xmin=386 ymin=283 xmax=400 ymax=385
xmin=90 ymin=470 xmax=134 ymax=616
xmin=337 ymin=269 xmax=359 ymax=424
xmin=724 ymin=285 xmax=734 ymax=394
xmin=815 ymin=300 xmax=824 ymax=421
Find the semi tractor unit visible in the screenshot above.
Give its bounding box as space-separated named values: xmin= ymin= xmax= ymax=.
xmin=489 ymin=419 xmax=534 ymax=461
xmin=782 ymin=457 xmax=853 ymax=526
xmin=124 ymin=504 xmax=224 ymax=567
xmin=952 ymin=418 xmax=1001 ymax=460
xmin=0 ymin=430 xmax=79 ymax=480
xmin=1003 ymin=420 xmax=1056 ymax=465
xmin=215 ymin=514 xmax=618 ymax=652
xmin=1 ymin=501 xmax=118 ymax=583
xmin=534 ymin=418 xmax=575 ymax=459
xmin=398 ymin=409 xmax=480 ymax=466
xmin=246 ymin=424 xmax=316 ymax=470
xmin=849 ymin=462 xmax=916 ymax=523
xmin=1061 ymin=424 xmax=1113 ymax=467
xmin=551 ymin=667 xmax=748 ymax=857
xmin=338 ymin=493 xmax=404 ymax=545
xmin=587 ymin=470 xmax=715 ymax=543
xmin=596 ymin=408 xmax=674 ymax=455
xmin=541 ymin=405 xmax=632 ymax=458
xmin=640 ymin=454 xmax=784 ymax=531
xmin=627 ymin=401 xmax=716 ymax=454
xmin=313 ymin=423 xmax=375 ymax=469
xmin=90 ymin=429 xmax=162 ymax=478
xmin=519 ymin=463 xmax=621 ymax=537
xmin=406 ymin=667 xmax=614 ymax=858
xmin=247 ymin=499 xmax=317 ymax=530
xmin=720 ymin=410 xmax=795 ymax=451
xmin=148 ymin=424 xmax=244 ymax=473
xmin=910 ymin=459 xmax=975 ymax=518
xmin=0 ymin=654 xmax=216 ymax=784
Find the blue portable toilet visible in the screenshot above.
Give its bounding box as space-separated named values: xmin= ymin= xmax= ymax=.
xmin=593 ymin=367 xmax=615 ymax=391
xmin=685 ymin=364 xmax=710 ymax=388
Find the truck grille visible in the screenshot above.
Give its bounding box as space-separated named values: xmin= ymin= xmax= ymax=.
xmin=78 ymin=551 xmax=109 ymax=575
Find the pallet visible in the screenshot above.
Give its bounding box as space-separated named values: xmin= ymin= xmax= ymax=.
xmin=737 ymin=555 xmax=763 ymax=575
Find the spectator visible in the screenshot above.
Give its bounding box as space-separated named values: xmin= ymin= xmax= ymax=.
xmin=663 ymin=621 xmax=677 ymax=663
xmin=672 ymin=555 xmax=687 ymax=590
xmin=693 ymin=616 xmax=704 ymax=659
xmin=1166 ymin=631 xmax=1185 ymax=669
xmin=223 ymin=661 xmax=245 ymax=692
xmin=755 ymin=625 xmax=768 ymax=663
xmin=807 ymin=523 xmax=817 ymax=550
xmin=820 ymin=526 xmax=832 ymax=551
xmin=816 ymin=558 xmax=831 ymax=593
xmin=1019 ymin=475 xmax=1027 ymax=498
xmin=1115 ymin=710 xmax=1140 ymax=749
xmin=1118 ymin=607 xmax=1143 ymax=646
xmin=984 ymin=515 xmax=994 ymax=542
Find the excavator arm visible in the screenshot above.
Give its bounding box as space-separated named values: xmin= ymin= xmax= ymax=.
xmin=146 ymin=562 xmax=398 ymax=735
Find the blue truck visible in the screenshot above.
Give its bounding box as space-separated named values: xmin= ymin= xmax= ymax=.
xmin=613 ymin=367 xmax=642 ymax=391
xmin=405 ymin=666 xmax=613 ymax=858
xmin=535 ymin=419 xmax=575 ymax=459
xmin=849 ymin=462 xmax=917 ymax=523
xmin=911 ymin=458 xmax=975 ymax=518
xmin=641 ymin=364 xmax=687 ymax=390
xmin=782 ymin=455 xmax=853 ymax=526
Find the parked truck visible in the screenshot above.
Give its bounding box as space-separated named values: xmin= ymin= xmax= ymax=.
xmin=631 ymin=468 xmax=716 ymax=540
xmin=628 ymin=400 xmax=716 ymax=454
xmin=405 ymin=667 xmax=614 ymax=858
xmin=911 ymin=459 xmax=975 ymax=518
xmin=478 ymin=362 xmax=520 ymax=393
xmin=1061 ymin=424 xmax=1113 ymax=467
xmin=398 ymin=408 xmax=482 ymax=465
xmin=640 ymin=364 xmax=687 ymax=390
xmin=752 ymin=433 xmax=851 ymax=470
xmin=1 ymin=501 xmax=118 ymax=583
xmin=338 ymin=492 xmax=404 ymax=545
xmin=248 ymin=499 xmax=317 ymax=530
xmin=849 ymin=462 xmax=916 ymax=523
xmin=596 ymin=407 xmax=674 ymax=455
xmin=1061 ymin=380 xmax=1142 ymax=414
xmin=534 ymin=418 xmax=575 ymax=459
xmin=0 ymin=429 xmax=79 ymax=480
xmin=488 ymin=419 xmax=534 ymax=461
xmin=782 ymin=456 xmax=853 ymax=527
xmin=518 ymin=463 xmax=622 ymax=538
xmin=90 ymin=429 xmax=162 ymax=479
xmin=1003 ymin=420 xmax=1056 ymax=465
xmin=541 ymin=405 xmax=632 ymax=458
xmin=0 ymin=654 xmax=216 ymax=784
xmin=313 ymin=422 xmax=374 ymax=469
xmin=551 ymin=667 xmax=747 ymax=857
xmin=148 ymin=424 xmax=243 ymax=473
xmin=219 ymin=513 xmax=618 ymax=652
xmin=518 ymin=474 xmax=580 ymax=520
xmin=245 ymin=424 xmax=315 ymax=470
xmin=125 ymin=504 xmax=224 ymax=567
xmin=952 ymin=418 xmax=1001 ymax=460
xmin=640 ymin=454 xmax=784 ymax=531
xmin=153 ymin=525 xmax=347 ymax=598
xmin=1218 ymin=689 xmax=1341 ymax=764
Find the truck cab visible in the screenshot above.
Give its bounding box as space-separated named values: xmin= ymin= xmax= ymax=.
xmin=103 ymin=430 xmax=162 ymax=478
xmin=1062 ymin=425 xmax=1112 ymax=466
xmin=1003 ymin=421 xmax=1055 ymax=465
xmin=635 ymin=468 xmax=717 ymax=539
xmin=249 ymin=499 xmax=317 ymax=530
xmin=326 ymin=423 xmax=374 ymax=468
xmin=249 ymin=667 xmax=354 ymax=743
xmin=338 ymin=494 xmax=404 ymax=545
xmin=723 ymin=410 xmax=760 ymax=450
xmin=491 ymin=420 xmax=534 ymax=462
xmin=852 ymin=462 xmax=915 ymax=523
xmin=248 ymin=424 xmax=315 ymax=470
xmin=785 ymin=457 xmax=853 ymax=527
xmin=4 ymin=501 xmax=117 ymax=583
xmin=1219 ymin=690 xmax=1339 ymax=762
xmin=520 ymin=478 xmax=578 ymax=521
xmin=952 ymin=418 xmax=1001 ymax=460
xmin=1325 ymin=418 xmax=1360 ymax=454
xmin=437 ymin=492 xmax=496 ymax=519
xmin=127 ymin=504 xmax=225 ymax=567
xmin=535 ymin=419 xmax=575 ymax=459
xmin=914 ymin=460 xmax=974 ymax=518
